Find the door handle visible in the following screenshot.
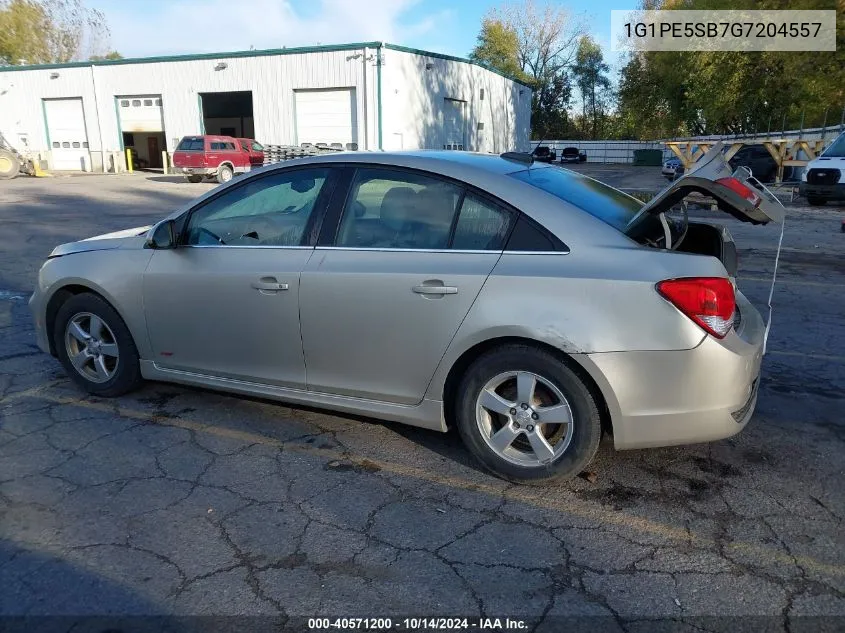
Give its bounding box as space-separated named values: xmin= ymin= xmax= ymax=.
xmin=412 ymin=285 xmax=458 ymax=295
xmin=252 ymin=279 xmax=289 ymax=292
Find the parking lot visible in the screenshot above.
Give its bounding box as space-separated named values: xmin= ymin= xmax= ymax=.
xmin=1 ymin=168 xmax=844 ymax=629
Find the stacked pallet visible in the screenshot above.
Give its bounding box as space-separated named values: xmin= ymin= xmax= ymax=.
xmin=262 ymin=145 xmax=342 ymax=166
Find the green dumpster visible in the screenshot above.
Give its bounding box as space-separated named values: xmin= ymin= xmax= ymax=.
xmin=632 ymin=149 xmax=663 ymax=166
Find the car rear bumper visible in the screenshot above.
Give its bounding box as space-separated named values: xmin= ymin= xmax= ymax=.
xmin=177 ymin=167 xmax=216 ymax=175
xmin=799 ymin=182 xmax=845 ymax=200
xmin=586 ymin=291 xmax=764 ymax=450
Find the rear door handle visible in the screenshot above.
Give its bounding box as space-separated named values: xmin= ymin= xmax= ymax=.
xmin=412 ymin=285 xmax=458 ymax=295
xmin=252 ymin=278 xmax=289 ymax=293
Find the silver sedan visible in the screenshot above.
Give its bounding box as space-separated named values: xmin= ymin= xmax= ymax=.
xmin=29 ymin=147 xmax=783 ymax=482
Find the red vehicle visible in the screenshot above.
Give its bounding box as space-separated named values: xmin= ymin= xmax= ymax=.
xmin=172 ymin=135 xmax=261 ymax=184
xmin=237 ymin=138 xmax=265 ymax=168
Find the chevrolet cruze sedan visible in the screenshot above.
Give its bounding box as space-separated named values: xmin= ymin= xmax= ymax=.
xmin=30 ymin=147 xmax=783 ymax=482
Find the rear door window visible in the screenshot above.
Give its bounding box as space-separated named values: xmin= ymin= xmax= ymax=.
xmin=177 ymin=138 xmax=205 ymax=151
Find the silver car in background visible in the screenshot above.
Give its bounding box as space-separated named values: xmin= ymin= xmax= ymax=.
xmin=30 ymin=147 xmax=783 ymax=482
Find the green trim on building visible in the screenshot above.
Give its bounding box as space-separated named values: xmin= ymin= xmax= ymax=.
xmin=0 ymin=42 xmax=383 ymax=73
xmin=0 ymin=42 xmax=534 ymax=92
xmin=197 ymin=94 xmax=205 ymax=134
xmin=41 ymin=99 xmax=51 ymax=147
xmin=383 ymin=43 xmax=534 ymax=90
xmin=114 ymin=97 xmax=124 ymax=150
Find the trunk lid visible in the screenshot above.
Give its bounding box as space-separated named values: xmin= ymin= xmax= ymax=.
xmin=639 ymin=143 xmax=785 ymax=225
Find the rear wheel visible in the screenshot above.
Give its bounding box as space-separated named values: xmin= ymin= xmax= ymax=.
xmin=807 ymin=196 xmax=826 ymax=206
xmin=0 ymin=149 xmax=21 ymax=180
xmin=53 ymin=293 xmax=143 ymax=397
xmin=216 ymin=164 xmax=233 ymax=184
xmin=185 ymin=174 xmax=203 ymax=183
xmin=455 ymin=344 xmax=602 ymax=483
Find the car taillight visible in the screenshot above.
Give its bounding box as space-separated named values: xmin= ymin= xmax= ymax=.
xmin=716 ymin=177 xmax=761 ymax=207
xmin=656 ymin=277 xmax=736 ymax=339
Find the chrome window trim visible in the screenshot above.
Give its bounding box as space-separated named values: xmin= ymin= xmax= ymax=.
xmin=313 ymin=246 xmax=569 ymax=255
xmin=182 ymin=245 xmax=315 ymax=250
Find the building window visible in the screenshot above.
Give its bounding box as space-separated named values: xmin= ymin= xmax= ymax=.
xmin=132 ymin=99 xmax=141 ymax=107
xmin=52 ymin=142 xmax=59 ymax=148
xmin=72 ymin=142 xmax=80 ymax=148
xmin=62 ymin=142 xmax=70 ymax=148
xmin=82 ymin=142 xmax=89 ymax=148
xmin=154 ymin=98 xmax=162 ymax=106
xmin=120 ymin=100 xmax=129 ymax=107
xmin=143 ymin=99 xmax=152 ymax=106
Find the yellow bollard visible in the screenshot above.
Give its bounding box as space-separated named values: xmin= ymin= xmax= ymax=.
xmin=162 ymin=150 xmax=169 ymax=174
xmin=125 ymin=148 xmax=133 ymax=173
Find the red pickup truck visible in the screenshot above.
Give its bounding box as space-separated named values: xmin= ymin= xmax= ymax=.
xmin=172 ymin=135 xmax=264 ymax=184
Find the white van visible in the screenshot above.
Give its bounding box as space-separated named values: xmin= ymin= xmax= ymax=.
xmin=799 ymin=131 xmax=845 ymax=205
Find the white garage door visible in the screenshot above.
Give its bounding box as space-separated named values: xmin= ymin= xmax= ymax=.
xmin=117 ymin=95 xmax=164 ymax=132
xmin=295 ymin=88 xmax=357 ymax=146
xmin=44 ymin=98 xmax=89 ymax=171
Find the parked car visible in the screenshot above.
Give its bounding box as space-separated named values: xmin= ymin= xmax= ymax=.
xmin=662 ymin=157 xmax=684 ymax=180
xmin=531 ymin=145 xmax=556 ymax=162
xmin=561 ymin=147 xmax=587 ymax=163
xmin=728 ymin=145 xmax=779 ymax=183
xmin=238 ymin=138 xmax=265 ymax=168
xmin=29 ymin=147 xmax=783 ymax=483
xmin=172 ymin=135 xmax=255 ymax=184
xmin=799 ymin=131 xmax=845 ymax=206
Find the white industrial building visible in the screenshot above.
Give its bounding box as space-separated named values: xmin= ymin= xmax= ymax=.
xmin=0 ymin=42 xmax=532 ymax=172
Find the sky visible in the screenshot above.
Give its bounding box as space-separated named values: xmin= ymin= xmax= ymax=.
xmin=89 ymin=0 xmax=638 ymax=76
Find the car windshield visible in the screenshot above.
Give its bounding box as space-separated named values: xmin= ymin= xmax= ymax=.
xmin=509 ymin=166 xmax=644 ymax=234
xmin=821 ymin=133 xmax=845 ymax=158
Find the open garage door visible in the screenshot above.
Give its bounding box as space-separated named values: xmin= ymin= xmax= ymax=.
xmin=295 ymin=88 xmax=357 ymax=147
xmin=44 ymin=98 xmax=89 ymax=170
xmin=117 ymin=95 xmax=166 ymax=169
xmin=200 ymin=91 xmax=254 ymax=139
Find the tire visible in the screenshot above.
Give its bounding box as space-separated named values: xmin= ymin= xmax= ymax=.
xmin=455 ymin=344 xmax=602 ymax=484
xmin=216 ymin=164 xmax=234 ymax=184
xmin=53 ymin=293 xmax=143 ymax=397
xmin=807 ymin=196 xmax=826 ymax=206
xmin=185 ymin=174 xmax=204 ymax=183
xmin=0 ymin=149 xmax=21 ymax=180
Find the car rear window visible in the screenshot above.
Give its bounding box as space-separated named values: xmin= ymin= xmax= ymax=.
xmin=509 ymin=166 xmax=643 ymax=233
xmin=177 ymin=138 xmax=204 ymax=151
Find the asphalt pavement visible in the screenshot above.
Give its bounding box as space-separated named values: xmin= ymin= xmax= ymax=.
xmin=0 ymin=169 xmax=843 ymax=631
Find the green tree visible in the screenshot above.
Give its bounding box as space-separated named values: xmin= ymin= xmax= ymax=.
xmin=571 ymin=36 xmax=612 ymax=139
xmin=0 ymin=0 xmax=111 ymax=65
xmin=470 ymin=0 xmax=585 ymax=139
xmin=89 ymin=50 xmax=122 ymax=61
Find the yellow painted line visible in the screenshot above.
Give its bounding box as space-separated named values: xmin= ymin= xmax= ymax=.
xmin=4 ymin=387 xmax=844 ymax=579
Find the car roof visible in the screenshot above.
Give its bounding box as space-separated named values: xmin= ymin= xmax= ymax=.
xmin=281 ymin=150 xmax=532 ymax=176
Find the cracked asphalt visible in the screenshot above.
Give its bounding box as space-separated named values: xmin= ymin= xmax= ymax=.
xmin=0 ymin=171 xmax=843 ymax=631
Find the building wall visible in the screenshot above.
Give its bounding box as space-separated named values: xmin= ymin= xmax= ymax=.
xmin=0 ymin=43 xmax=530 ymax=171
xmin=382 ymin=46 xmax=531 ymax=153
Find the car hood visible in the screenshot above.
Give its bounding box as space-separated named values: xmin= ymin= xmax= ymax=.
xmin=49 ymin=226 xmax=152 ymax=257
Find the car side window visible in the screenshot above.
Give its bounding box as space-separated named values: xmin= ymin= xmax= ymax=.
xmin=451 ymin=193 xmax=514 ymax=251
xmin=185 ymin=168 xmax=330 ymax=247
xmin=335 ymin=168 xmax=462 ymax=249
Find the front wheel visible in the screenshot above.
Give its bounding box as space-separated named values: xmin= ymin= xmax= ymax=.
xmin=455 ymin=344 xmax=602 ymax=483
xmin=807 ymin=196 xmax=826 ymax=206
xmin=216 ymin=164 xmax=234 ymax=184
xmin=54 ymin=293 xmax=143 ymax=397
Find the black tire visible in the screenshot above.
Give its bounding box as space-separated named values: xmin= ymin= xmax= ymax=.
xmin=807 ymin=196 xmax=826 ymax=206
xmin=186 ymin=174 xmax=204 ymax=183
xmin=216 ymin=164 xmax=233 ymax=184
xmin=455 ymin=344 xmax=602 ymax=484
xmin=53 ymin=293 xmax=143 ymax=397
xmin=0 ymin=149 xmax=21 ymax=180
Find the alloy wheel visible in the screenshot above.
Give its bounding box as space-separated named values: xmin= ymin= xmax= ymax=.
xmin=64 ymin=312 xmax=120 ymax=383
xmin=475 ymin=370 xmax=574 ymax=467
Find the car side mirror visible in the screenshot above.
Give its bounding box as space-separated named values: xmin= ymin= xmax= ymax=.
xmin=147 ymin=220 xmax=176 ymax=249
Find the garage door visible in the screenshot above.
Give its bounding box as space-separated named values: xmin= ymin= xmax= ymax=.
xmin=443 ymin=98 xmax=466 ymax=150
xmin=44 ymin=98 xmax=89 ymax=170
xmin=117 ymin=95 xmax=164 ymax=132
xmin=295 ymin=88 xmax=357 ymax=146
